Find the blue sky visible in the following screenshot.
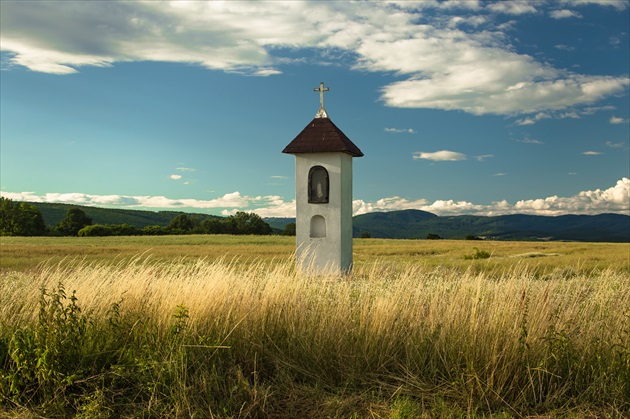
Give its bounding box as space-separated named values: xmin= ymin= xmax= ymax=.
xmin=1 ymin=0 xmax=628 ymax=218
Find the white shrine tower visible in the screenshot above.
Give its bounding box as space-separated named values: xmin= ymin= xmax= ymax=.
xmin=282 ymin=82 xmax=363 ymax=274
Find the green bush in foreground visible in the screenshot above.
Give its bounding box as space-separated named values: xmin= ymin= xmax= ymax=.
xmin=1 ymin=260 xmax=628 ymax=417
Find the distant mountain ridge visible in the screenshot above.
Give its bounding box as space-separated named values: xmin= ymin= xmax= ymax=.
xmin=268 ymin=209 xmax=630 ymax=242
xmin=23 ymin=203 xmax=629 ymax=242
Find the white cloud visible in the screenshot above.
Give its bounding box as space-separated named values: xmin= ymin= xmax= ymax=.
xmin=475 ymin=154 xmax=494 ymax=161
xmin=610 ymin=116 xmax=629 ymax=124
xmin=560 ymin=0 xmax=628 ymax=11
xmin=606 ymin=141 xmax=625 ymax=148
xmin=517 ymin=107 xmax=621 ymax=125
xmin=447 ymin=15 xmax=488 ymax=28
xmin=550 ymin=9 xmax=582 ymax=19
xmin=554 ymin=44 xmax=576 ymax=51
xmin=169 ymin=174 xmax=183 ymax=180
xmin=176 ymin=167 xmax=196 ymax=172
xmin=486 ymin=1 xmax=537 ymax=15
xmin=515 ymin=118 xmax=536 ymax=126
xmin=516 ymin=112 xmax=551 ymax=125
xmin=0 ymin=1 xmax=312 ymax=76
xmin=252 ymin=68 xmax=283 ymax=76
xmin=1 ymin=1 xmax=627 ymax=116
xmin=3 ymin=179 xmax=628 ymax=218
xmin=413 ymin=150 xmax=467 ymax=161
xmin=516 ymin=137 xmax=544 ymax=144
xmin=353 ymin=196 xmax=430 ymax=216
xmin=0 ymin=191 xmax=252 ymax=210
xmin=381 ymin=72 xmax=629 ymax=115
xmin=385 ymin=127 xmax=416 ymax=134
xmin=582 ymin=106 xmax=616 ymax=115
xmin=512 ymin=178 xmax=629 ymax=216
xmin=352 ymin=195 xmax=506 ymax=216
xmin=248 ymin=199 xmax=296 ymax=218
xmin=351 ymin=178 xmax=629 ymax=216
xmin=270 ymin=175 xmax=289 ymax=179
xmin=582 ymin=151 xmax=603 ymax=155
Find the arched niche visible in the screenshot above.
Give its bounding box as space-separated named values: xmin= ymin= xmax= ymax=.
xmin=310 ymin=215 xmax=326 ymax=238
xmin=308 ymin=165 xmax=329 ymax=204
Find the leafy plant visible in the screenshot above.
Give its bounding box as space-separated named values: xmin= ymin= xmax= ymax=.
xmin=55 ymin=208 xmax=93 ymax=236
xmin=3 ymin=282 xmax=87 ymax=411
xmin=464 ymin=247 xmax=491 ymax=259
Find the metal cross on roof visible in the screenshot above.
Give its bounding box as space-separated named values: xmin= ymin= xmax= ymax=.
xmin=313 ymin=82 xmax=330 ymax=118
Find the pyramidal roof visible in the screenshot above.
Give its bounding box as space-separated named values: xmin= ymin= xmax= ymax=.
xmin=282 ymin=113 xmax=364 ymax=157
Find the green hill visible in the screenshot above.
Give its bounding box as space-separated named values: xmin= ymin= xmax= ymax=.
xmin=353 ymin=210 xmax=629 ymax=242
xmin=30 ymin=202 xmax=221 ymax=228
xmin=351 ymin=209 xmax=438 ymax=238
xmin=22 ymin=203 xmax=629 ymax=242
xmin=264 ymin=218 xmax=296 ymax=231
xmin=266 ymin=209 xmax=629 ymax=242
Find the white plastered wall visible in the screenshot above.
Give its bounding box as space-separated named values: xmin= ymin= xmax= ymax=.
xmin=295 ymin=152 xmax=353 ymax=274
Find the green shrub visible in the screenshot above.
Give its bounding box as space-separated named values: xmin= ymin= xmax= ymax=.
xmin=464 ymin=247 xmax=491 ymax=259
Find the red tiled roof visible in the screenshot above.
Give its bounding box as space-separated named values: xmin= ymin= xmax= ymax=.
xmin=282 ymin=117 xmax=364 ymax=157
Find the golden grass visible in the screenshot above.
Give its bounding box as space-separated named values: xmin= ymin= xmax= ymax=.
xmin=1 ymin=251 xmax=629 ymax=416
xmin=0 ymin=235 xmax=294 ymax=273
xmin=4 ymin=256 xmax=627 ymax=355
xmin=1 ymin=235 xmax=628 ymax=275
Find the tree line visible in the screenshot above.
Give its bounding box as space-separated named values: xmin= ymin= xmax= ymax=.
xmin=0 ymin=198 xmax=283 ymax=237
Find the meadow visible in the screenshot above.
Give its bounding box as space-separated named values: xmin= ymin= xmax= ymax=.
xmin=1 ymin=235 xmax=629 ymax=418
xmin=2 ymin=235 xmax=628 ymax=275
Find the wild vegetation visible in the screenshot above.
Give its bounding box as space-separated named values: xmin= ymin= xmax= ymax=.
xmin=1 ymin=236 xmax=628 ymax=417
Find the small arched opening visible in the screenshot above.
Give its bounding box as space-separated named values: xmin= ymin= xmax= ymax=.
xmin=310 ymin=215 xmax=326 ymax=238
xmin=308 ymin=166 xmax=329 ymax=204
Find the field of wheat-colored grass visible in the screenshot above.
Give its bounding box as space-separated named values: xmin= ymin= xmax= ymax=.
xmin=2 ymin=235 xmax=628 ymax=275
xmin=1 ymin=237 xmax=628 ymax=417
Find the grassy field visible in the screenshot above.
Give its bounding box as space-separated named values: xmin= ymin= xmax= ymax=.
xmin=1 ymin=235 xmax=629 ymax=417
xmin=2 ymin=235 xmax=628 ymax=275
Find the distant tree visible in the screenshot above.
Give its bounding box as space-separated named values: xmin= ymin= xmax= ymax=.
xmin=360 ymin=232 xmax=371 ymax=238
xmin=55 ymin=208 xmax=93 ymax=236
xmin=168 ymin=214 xmax=193 ymax=234
xmin=465 ymin=234 xmax=483 ymax=240
xmin=79 ymin=223 xmax=140 ymax=237
xmin=0 ymin=197 xmax=14 ymax=235
xmin=195 ymin=218 xmax=224 ymax=235
xmin=228 ymin=212 xmax=272 ymax=235
xmin=282 ymin=222 xmax=296 ymax=236
xmin=426 ymin=233 xmax=443 ymax=240
xmin=78 ymin=224 xmax=114 ymax=237
xmin=0 ymin=197 xmax=48 ymax=236
xmin=112 ymin=224 xmax=140 ymax=236
xmin=221 ymin=216 xmax=237 ymax=235
xmin=142 ymin=225 xmax=169 ymax=235
xmin=24 ymin=204 xmax=46 ymax=235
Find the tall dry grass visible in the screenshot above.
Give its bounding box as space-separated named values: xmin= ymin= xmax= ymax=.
xmin=1 ymin=257 xmax=629 ymax=417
